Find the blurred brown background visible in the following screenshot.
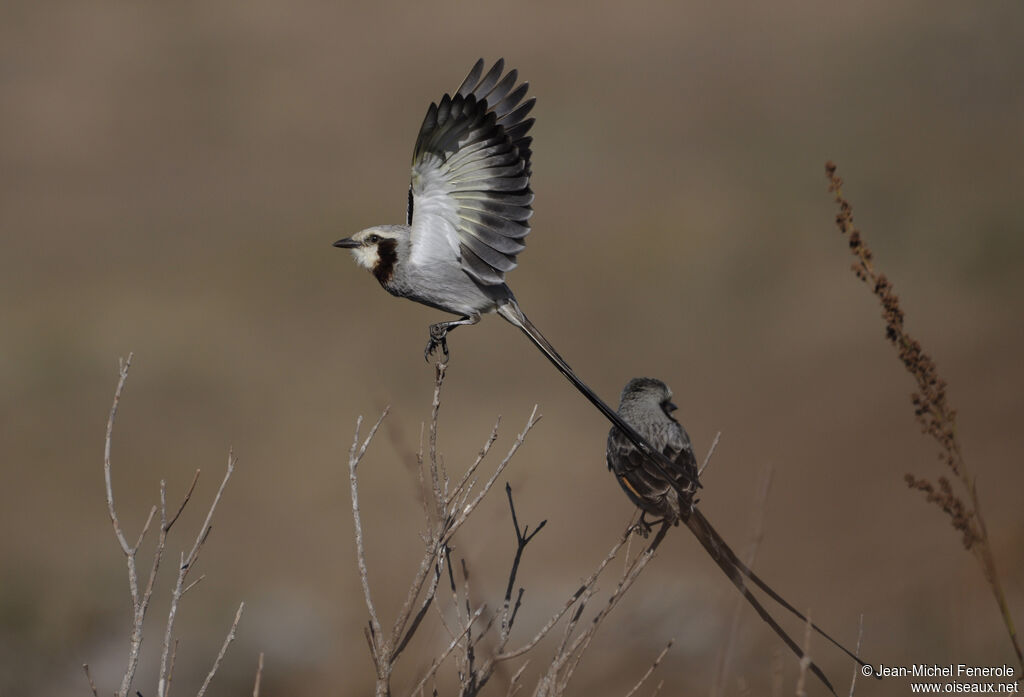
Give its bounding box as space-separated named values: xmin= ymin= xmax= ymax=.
xmin=2 ymin=1 xmax=1023 ymax=695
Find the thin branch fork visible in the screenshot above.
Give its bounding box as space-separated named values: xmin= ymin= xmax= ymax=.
xmin=99 ymin=354 xmax=245 ymax=697
xmin=500 ymin=483 xmax=546 ymax=641
xmin=437 ymin=486 xmax=550 ymax=697
xmin=530 ymin=524 xmax=667 ymax=697
xmin=345 ymin=357 xmax=670 ymax=697
xmin=347 ymin=361 xmax=542 ymax=697
xmin=158 ymin=452 xmax=237 ymax=697
xmin=103 ymin=354 xmax=157 ymax=697
xmin=103 ymin=355 xmax=203 ymax=697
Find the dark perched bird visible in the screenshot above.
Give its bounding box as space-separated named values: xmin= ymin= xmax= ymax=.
xmin=334 ymin=59 xmax=697 ymax=498
xmin=608 ymin=377 xmax=871 ymax=696
xmin=608 ymin=377 xmax=699 ymax=530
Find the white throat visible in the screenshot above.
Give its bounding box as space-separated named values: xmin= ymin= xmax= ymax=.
xmin=350 ymin=245 xmax=380 ymax=270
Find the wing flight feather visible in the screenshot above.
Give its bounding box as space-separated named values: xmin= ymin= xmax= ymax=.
xmin=409 ymin=59 xmax=535 ymax=286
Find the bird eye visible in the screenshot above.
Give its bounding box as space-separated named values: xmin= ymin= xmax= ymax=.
xmin=367 ymin=234 xmax=381 ymax=244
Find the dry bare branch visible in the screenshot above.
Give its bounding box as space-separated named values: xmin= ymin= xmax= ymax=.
xmin=408 ymin=604 xmax=487 ymax=696
xmin=699 ymin=431 xmax=723 ymax=479
xmin=623 ymin=640 xmax=673 ymax=697
xmin=346 ymin=358 xmax=675 ymax=697
xmin=794 ymin=610 xmax=813 ymax=697
xmin=253 ymin=652 xmax=265 ymax=697
xmin=93 ymin=355 xmax=249 ymax=697
xmin=104 ymin=353 xmax=135 ymax=556
xmin=349 ymin=408 xmax=391 ymax=673
xmin=158 ymin=451 xmax=236 ymax=697
xmin=847 ymin=614 xmax=864 ymax=697
xmin=347 ymin=359 xmax=544 ymax=697
xmin=196 ymin=601 xmax=246 ymax=697
xmin=82 ymin=664 xmax=99 ymax=697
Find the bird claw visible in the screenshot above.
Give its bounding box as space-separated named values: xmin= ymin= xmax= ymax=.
xmin=424 ymin=326 xmax=450 ymax=362
xmin=630 ymin=514 xmax=660 ymax=538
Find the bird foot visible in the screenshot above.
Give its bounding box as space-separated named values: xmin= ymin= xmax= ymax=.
xmin=630 ymin=515 xmax=664 ymax=538
xmin=424 ymin=325 xmax=450 ymax=362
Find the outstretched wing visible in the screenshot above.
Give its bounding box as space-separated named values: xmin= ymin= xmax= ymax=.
xmin=408 ymin=59 xmax=535 ymax=286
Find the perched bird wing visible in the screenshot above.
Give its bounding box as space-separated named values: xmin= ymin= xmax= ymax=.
xmin=408 ymin=58 xmax=535 ymax=286
xmin=606 ymin=420 xmax=698 ymax=517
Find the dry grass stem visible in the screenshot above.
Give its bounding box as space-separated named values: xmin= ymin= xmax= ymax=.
xmin=711 ymin=464 xmax=775 ymax=697
xmin=826 ymin=162 xmax=1021 ymax=669
xmin=770 ymin=649 xmax=785 ymax=697
xmin=794 ymin=611 xmax=813 ymax=697
xmin=847 ymin=614 xmax=864 ymax=697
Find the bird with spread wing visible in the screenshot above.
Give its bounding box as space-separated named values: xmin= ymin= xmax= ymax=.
xmin=333 ymin=61 xmax=871 ymax=694
xmin=334 ymin=59 xmax=699 ymax=499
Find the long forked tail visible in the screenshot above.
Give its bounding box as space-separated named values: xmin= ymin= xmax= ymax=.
xmin=497 ymin=301 xmax=701 ymax=495
xmin=497 ymin=301 xmax=871 ymax=694
xmin=686 ymin=508 xmax=871 ymax=696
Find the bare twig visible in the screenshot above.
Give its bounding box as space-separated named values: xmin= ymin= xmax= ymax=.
xmin=699 ymin=431 xmax=723 ymax=479
xmin=181 ymin=574 xmax=206 ymax=597
xmin=409 ymin=604 xmax=487 ymax=696
xmin=167 ymin=470 xmax=200 ymax=531
xmin=346 ymin=360 xmax=672 ymax=697
xmin=349 ymin=409 xmax=391 ymax=671
xmin=105 ymin=353 xmax=135 ymax=556
xmin=166 ymin=639 xmax=178 ymax=697
xmin=555 ymin=528 xmax=667 ymax=695
xmin=158 ymin=452 xmax=237 ymax=697
xmin=344 ymin=362 xmax=566 ymax=697
xmin=506 ymin=661 xmax=529 ymax=697
xmin=195 ymin=602 xmax=246 ymax=697
xmin=253 ymin=652 xmax=265 ymax=697
xmin=428 ymin=360 xmax=447 ymax=523
xmin=847 ymin=614 xmax=864 ymax=697
xmin=526 ymin=524 xmax=668 ymax=697
xmin=794 ymin=610 xmax=813 ymax=697
xmin=105 ymin=356 xmax=145 ymax=697
xmin=448 ymin=405 xmax=540 ymax=540
xmin=449 ymin=418 xmax=502 ymax=512
xmin=393 ymin=553 xmax=446 ymax=661
xmin=501 ymin=483 xmax=547 ymax=641
xmin=496 ymin=530 xmax=632 ymax=663
xmin=764 ymin=648 xmax=782 ymax=697
xmin=82 ymin=664 xmax=99 ymax=697
xmin=103 ymin=353 xmax=171 ymax=697
xmin=97 ymin=355 xmax=248 ymax=697
xmin=623 ymin=640 xmax=674 ymax=697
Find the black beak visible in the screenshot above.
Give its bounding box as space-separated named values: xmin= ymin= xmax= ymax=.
xmin=666 ymin=401 xmax=678 ymax=413
xmin=333 ymin=237 xmax=361 ymax=249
